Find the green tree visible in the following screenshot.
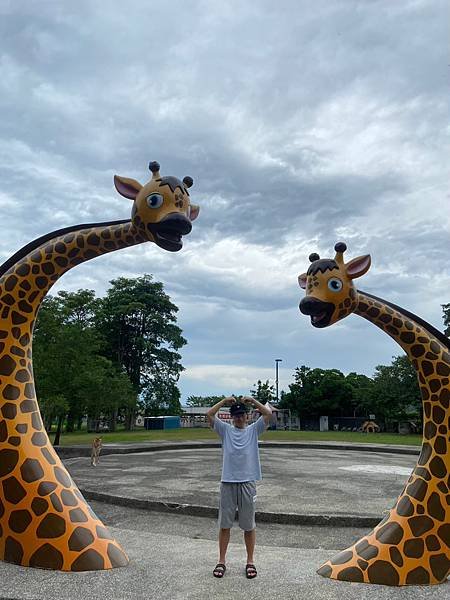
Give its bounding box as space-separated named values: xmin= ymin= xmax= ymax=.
xmin=55 ymin=289 xmax=99 ymax=326
xmin=345 ymin=372 xmax=374 ymax=416
xmin=186 ymin=395 xmax=225 ymax=407
xmin=94 ymin=275 xmax=186 ymax=428
xmin=279 ymin=366 xmax=352 ymax=416
xmin=370 ymin=355 xmax=421 ymax=424
xmin=33 ymin=290 xmax=137 ymax=437
xmin=80 ymin=358 xmax=136 ymax=432
xmin=141 ymin=377 xmax=182 ymax=416
xmin=33 ymin=294 xmax=101 ymax=432
xmin=39 ymin=394 xmax=69 ymax=444
xmin=250 ymin=380 xmax=275 ymax=403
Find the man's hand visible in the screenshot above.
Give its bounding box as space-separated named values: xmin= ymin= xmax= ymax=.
xmin=207 ymin=396 xmax=235 ymax=428
xmin=242 ymin=396 xmax=256 ymax=406
xmin=222 ymin=396 xmax=235 ymax=406
xmin=242 ymin=396 xmax=272 ymax=425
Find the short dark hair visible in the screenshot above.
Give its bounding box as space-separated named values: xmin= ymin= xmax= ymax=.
xmin=229 ymin=402 xmax=248 ymax=416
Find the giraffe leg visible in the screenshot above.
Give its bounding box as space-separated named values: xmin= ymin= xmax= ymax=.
xmin=317 ymin=508 xmax=450 ymax=586
xmin=0 ymin=443 xmax=129 ymax=571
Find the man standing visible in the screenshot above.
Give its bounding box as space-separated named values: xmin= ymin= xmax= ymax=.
xmin=206 ymin=395 xmax=272 ymax=579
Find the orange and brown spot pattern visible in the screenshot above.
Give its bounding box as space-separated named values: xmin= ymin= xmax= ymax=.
xmin=317 ymin=291 xmax=450 ymax=585
xmin=0 ymin=441 xmax=128 ymax=570
xmin=0 ymin=221 xmax=145 ymax=570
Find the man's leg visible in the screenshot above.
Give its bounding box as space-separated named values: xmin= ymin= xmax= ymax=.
xmin=219 ymin=528 xmax=231 ymax=563
xmin=214 ymin=483 xmax=236 ymax=576
xmin=238 ymin=482 xmax=258 ymax=578
xmin=243 ymin=528 xmax=256 ymax=564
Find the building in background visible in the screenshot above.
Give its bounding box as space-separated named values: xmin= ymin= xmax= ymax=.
xmin=180 ymin=403 xmax=301 ymax=430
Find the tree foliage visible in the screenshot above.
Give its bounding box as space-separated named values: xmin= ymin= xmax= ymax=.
xmin=369 ymin=355 xmax=421 ymax=422
xmin=34 ymin=290 xmax=137 ymax=433
xmin=278 ymin=356 xmax=420 ymax=424
xmin=186 ymin=395 xmax=225 ymax=407
xmin=94 ymin=275 xmax=186 ymax=427
xmin=33 ymin=275 xmax=185 ymax=434
xmin=279 ymin=366 xmax=353 ymax=416
xmin=250 ymin=380 xmax=275 ymax=403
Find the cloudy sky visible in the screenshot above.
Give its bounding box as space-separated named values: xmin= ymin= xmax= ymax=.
xmin=1 ymin=1 xmax=449 ymax=403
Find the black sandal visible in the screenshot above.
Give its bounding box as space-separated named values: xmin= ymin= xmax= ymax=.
xmin=213 ymin=563 xmax=226 ymax=578
xmin=246 ymin=563 xmax=257 ymax=579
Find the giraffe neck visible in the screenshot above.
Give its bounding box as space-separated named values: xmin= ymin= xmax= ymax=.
xmin=0 ymin=219 xmax=149 ymax=570
xmin=0 ymin=217 xmax=148 ymax=449
xmin=316 ymin=291 xmax=450 ymax=586
xmin=0 ymin=219 xmax=146 ymax=329
xmin=355 ymin=290 xmax=449 ymax=459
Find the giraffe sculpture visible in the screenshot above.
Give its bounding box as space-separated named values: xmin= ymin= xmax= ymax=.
xmin=298 ymin=243 xmax=450 ymax=586
xmin=0 ymin=161 xmax=199 ymax=571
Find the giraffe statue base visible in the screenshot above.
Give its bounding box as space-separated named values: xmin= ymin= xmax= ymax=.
xmin=316 ymin=478 xmax=450 ymax=585
xmin=0 ymin=438 xmax=129 ymax=571
xmin=0 ymin=160 xmax=199 ymax=572
xmin=298 ymin=243 xmax=450 ymax=586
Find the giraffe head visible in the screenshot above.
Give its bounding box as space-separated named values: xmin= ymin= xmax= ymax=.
xmin=113 ymin=161 xmax=200 ymax=252
xmin=298 ymin=242 xmax=371 ymax=328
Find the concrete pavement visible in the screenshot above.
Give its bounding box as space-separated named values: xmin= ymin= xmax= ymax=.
xmin=0 ymin=441 xmax=447 ymax=599
xmin=65 ymin=444 xmax=419 ymax=526
xmin=0 ymin=502 xmax=447 ymax=600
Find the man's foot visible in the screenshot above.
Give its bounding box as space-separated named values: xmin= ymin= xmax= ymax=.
xmin=245 ymin=564 xmax=257 ymax=579
xmin=213 ymin=563 xmax=226 ymax=578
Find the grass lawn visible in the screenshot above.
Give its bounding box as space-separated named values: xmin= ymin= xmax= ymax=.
xmin=56 ymin=428 xmax=422 ymax=447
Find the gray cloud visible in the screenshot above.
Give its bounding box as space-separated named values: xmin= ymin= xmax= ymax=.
xmin=0 ymin=0 xmax=448 ymax=400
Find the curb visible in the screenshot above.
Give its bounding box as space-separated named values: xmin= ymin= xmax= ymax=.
xmin=56 ymin=440 xmax=421 ymax=459
xmin=56 ymin=442 xmax=221 ymax=458
xmin=80 ymin=489 xmax=383 ymax=528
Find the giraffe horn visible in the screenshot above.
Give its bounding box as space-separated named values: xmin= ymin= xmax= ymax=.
xmin=149 ymin=161 xmax=161 ymax=179
xmin=334 ymin=242 xmax=347 ymax=265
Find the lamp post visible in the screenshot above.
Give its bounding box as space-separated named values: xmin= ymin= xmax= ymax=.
xmin=275 ymin=358 xmax=282 ymax=402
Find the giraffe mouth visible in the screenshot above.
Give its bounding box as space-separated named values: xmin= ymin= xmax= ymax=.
xmin=310 ymin=309 xmax=334 ymax=328
xmin=148 ymin=213 xmax=192 ymax=252
xmin=299 ymin=297 xmax=334 ymax=328
xmin=312 ymin=311 xmax=327 ymax=325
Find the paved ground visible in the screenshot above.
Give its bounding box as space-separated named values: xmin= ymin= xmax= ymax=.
xmin=0 ymin=443 xmax=448 ymax=599
xmin=64 ymin=446 xmax=418 ymax=522
xmin=0 ymin=503 xmax=447 ymax=600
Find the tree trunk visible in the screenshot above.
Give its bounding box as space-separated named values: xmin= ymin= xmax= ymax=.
xmin=66 ymin=409 xmax=75 ymax=433
xmin=53 ymin=415 xmax=64 ymax=446
xmin=44 ymin=413 xmax=53 ymax=433
xmin=110 ymin=408 xmax=117 ymax=432
xmin=125 ymin=407 xmax=135 ymax=431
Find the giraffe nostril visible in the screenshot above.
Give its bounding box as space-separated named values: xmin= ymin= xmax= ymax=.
xmin=299 ymin=297 xmax=317 ymax=315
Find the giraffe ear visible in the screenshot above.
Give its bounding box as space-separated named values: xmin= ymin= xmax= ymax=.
xmin=346 ymin=254 xmax=371 ymax=279
xmin=189 ymin=204 xmax=200 ymax=221
xmin=114 ymin=175 xmax=142 ymax=200
xmin=298 ymin=273 xmax=307 ymax=289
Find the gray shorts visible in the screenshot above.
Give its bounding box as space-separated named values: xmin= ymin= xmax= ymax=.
xmin=218 ymin=481 xmax=257 ymax=531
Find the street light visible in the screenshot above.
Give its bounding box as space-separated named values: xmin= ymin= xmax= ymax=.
xmin=275 ymin=358 xmax=282 ymax=402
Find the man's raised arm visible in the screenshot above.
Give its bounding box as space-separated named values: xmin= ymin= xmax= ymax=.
xmin=242 ymin=397 xmax=273 ymax=426
xmin=206 ymin=397 xmax=233 ymax=428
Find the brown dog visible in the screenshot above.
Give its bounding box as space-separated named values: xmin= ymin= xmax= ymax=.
xmin=91 ymin=437 xmax=103 ymax=467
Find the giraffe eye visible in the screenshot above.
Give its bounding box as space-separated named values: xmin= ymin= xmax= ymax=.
xmin=327 ymin=278 xmax=343 ymax=292
xmin=146 ymin=194 xmax=164 ymax=209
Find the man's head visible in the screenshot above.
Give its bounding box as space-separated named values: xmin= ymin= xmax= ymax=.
xmin=229 ymin=402 xmax=249 ymax=429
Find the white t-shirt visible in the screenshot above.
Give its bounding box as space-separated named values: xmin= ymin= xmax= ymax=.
xmin=214 ymin=416 xmax=267 ymax=482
